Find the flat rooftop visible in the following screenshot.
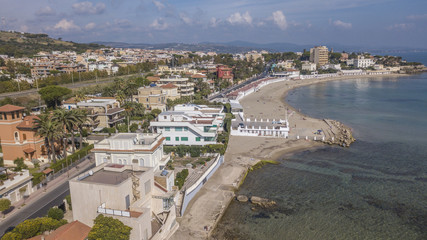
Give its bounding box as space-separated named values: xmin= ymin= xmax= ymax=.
xmin=81 ymin=169 xmax=144 ymax=185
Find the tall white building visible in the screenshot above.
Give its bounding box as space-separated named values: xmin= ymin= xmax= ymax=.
xmin=310 ymin=46 xmax=329 ymax=66
xmin=150 ymin=104 xmax=225 ymax=146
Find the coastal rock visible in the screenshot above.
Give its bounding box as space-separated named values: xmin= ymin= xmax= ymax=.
xmin=237 ymin=195 xmax=249 ymax=203
xmin=250 ymin=196 xmax=276 ymax=208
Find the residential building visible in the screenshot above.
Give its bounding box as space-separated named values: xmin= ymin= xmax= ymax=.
xmin=28 ymin=220 xmax=91 ymax=240
xmin=354 ymin=56 xmax=375 ymax=68
xmin=0 ymin=105 xmax=45 ymax=165
xmin=63 ymin=97 xmax=124 ymax=130
xmin=310 ymin=46 xmax=329 ymax=66
xmin=245 ymin=51 xmax=263 ymax=62
xmin=321 ymin=64 xmax=341 ymax=71
xmin=158 ymin=76 xmax=194 ymax=97
xmin=0 ymin=169 xmax=33 ymax=203
xmin=150 ymin=104 xmax=225 ymax=146
xmin=217 ymin=65 xmax=234 ymax=83
xmin=92 ymin=133 xmax=170 ymax=171
xmin=70 ymin=163 xmax=178 ymax=240
xmin=302 ymin=63 xmax=317 ymax=71
xmin=133 ymin=86 xmax=167 ymax=112
xmin=160 ymin=83 xmax=180 ymax=101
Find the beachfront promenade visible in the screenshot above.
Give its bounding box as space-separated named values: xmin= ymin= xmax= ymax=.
xmin=171 ymin=72 xmax=403 ymax=239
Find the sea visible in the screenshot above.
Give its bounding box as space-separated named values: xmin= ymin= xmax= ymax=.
xmin=212 ymin=52 xmax=427 ymax=240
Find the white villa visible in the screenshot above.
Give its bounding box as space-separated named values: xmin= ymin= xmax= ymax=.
xmin=92 ymin=133 xmax=170 ymax=171
xmin=150 ymin=104 xmax=225 ymax=146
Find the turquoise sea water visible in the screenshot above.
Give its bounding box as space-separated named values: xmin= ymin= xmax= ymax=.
xmin=212 ymin=56 xmax=427 ymax=239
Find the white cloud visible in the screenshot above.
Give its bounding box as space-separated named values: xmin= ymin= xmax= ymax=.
xmin=152 ymin=0 xmax=165 ymax=10
xmin=272 ymin=10 xmax=287 ymax=30
xmin=54 ymin=19 xmax=80 ymax=31
xmin=150 ymin=18 xmax=168 ymax=30
xmin=210 ymin=17 xmax=221 ymax=27
xmin=35 ymin=6 xmax=55 ymax=16
xmin=72 ymin=1 xmax=106 ymax=15
xmin=332 ymin=20 xmax=352 ymax=29
xmin=179 ymin=13 xmax=192 ymax=25
xmin=407 ymin=14 xmax=427 ymax=20
xmin=387 ymin=23 xmax=412 ymax=30
xmin=85 ymin=22 xmax=96 ymax=30
xmin=227 ymin=11 xmax=252 ymax=25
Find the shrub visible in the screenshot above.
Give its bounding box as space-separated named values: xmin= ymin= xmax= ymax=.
xmin=175 ymin=169 xmax=189 ymax=190
xmin=47 ymin=207 xmax=64 ymax=220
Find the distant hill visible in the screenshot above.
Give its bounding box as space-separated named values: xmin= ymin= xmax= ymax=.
xmin=0 ymin=31 xmax=104 ymax=57
xmin=96 ymin=40 xmax=427 ymax=54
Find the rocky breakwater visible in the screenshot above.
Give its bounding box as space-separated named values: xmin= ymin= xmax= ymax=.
xmin=323 ymin=119 xmax=356 ymax=147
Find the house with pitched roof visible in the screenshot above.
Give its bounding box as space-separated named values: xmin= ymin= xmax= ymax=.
xmin=0 ymin=105 xmax=46 ymax=166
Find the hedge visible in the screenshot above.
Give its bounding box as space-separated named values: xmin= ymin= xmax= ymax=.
xmin=50 ymin=144 xmax=94 ymax=173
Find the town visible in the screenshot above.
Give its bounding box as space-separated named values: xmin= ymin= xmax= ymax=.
xmin=0 ymin=31 xmax=426 ymax=239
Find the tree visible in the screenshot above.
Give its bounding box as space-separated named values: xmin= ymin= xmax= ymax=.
xmin=88 ymin=214 xmax=132 ymax=240
xmin=52 ymin=108 xmax=79 ymax=158
xmin=47 ymin=207 xmax=64 ymax=220
xmin=13 ymin=157 xmax=27 ymax=171
xmin=3 ymin=217 xmax=67 ymax=239
xmin=35 ymin=113 xmax=62 ymax=162
xmin=38 ymin=86 xmax=72 ymax=109
xmin=0 ymin=198 xmax=11 ymax=217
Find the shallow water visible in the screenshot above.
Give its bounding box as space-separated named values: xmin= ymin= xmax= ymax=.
xmin=212 ymin=73 xmax=427 ymax=240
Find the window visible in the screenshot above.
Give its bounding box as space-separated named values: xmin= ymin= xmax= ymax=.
xmin=103 ymin=158 xmax=108 ymax=163
xmin=165 ymin=127 xmax=170 ymax=131
xmin=181 ymin=137 xmax=188 ymax=141
xmin=164 ymin=116 xmax=167 ymax=120
xmin=175 ymin=127 xmax=182 ymax=131
xmin=146 ymin=98 xmax=149 ymax=102
xmin=3 ymin=113 xmax=6 ymax=120
xmin=139 ymin=158 xmax=145 ymax=166
xmin=11 ymin=112 xmax=15 ymax=119
xmin=23 ymin=134 xmax=27 ymax=141
xmin=123 ymin=159 xmax=127 ymax=165
xmin=14 ymin=132 xmax=19 ymax=142
xmin=196 ymin=137 xmax=201 ymax=141
xmin=166 ymin=137 xmax=171 ymax=141
xmin=175 ymin=137 xmax=179 ymax=141
xmin=16 ymin=112 xmax=19 ymax=118
xmin=0 ymin=114 xmax=2 ymax=120
xmin=184 ymin=127 xmax=188 ymax=131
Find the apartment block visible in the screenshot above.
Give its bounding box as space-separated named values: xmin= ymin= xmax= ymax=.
xmin=150 ymin=104 xmax=225 ymax=146
xmin=133 ymin=86 xmax=167 ymax=112
xmin=63 ymin=97 xmax=124 ymax=130
xmin=310 ymin=46 xmax=329 ymax=66
xmin=354 ymin=56 xmax=375 ymax=68
xmin=158 ymin=76 xmax=194 ymax=97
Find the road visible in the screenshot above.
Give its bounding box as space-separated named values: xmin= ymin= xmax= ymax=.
xmin=0 ymin=162 xmax=95 ymax=236
xmin=208 ymin=64 xmax=271 ymax=101
xmin=0 ymin=73 xmax=141 ymax=100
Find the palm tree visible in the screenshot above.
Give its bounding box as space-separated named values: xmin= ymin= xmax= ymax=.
xmin=35 ymin=114 xmax=61 ymax=163
xmin=52 ymin=109 xmax=79 ymax=159
xmin=74 ymin=109 xmax=89 ymax=149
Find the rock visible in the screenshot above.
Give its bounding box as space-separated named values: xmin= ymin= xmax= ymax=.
xmin=250 ymin=196 xmax=276 ymax=208
xmin=237 ymin=195 xmax=249 ymax=203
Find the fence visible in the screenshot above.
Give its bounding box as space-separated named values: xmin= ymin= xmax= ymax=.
xmin=179 ymin=154 xmax=224 ymax=216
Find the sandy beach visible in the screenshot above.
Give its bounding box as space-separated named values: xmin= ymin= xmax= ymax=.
xmin=170 ymin=73 xmax=405 ymax=240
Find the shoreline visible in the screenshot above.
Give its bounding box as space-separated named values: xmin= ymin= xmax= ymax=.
xmin=170 ymin=73 xmax=409 ymax=240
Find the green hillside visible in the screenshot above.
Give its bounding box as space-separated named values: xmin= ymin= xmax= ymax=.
xmin=0 ymin=31 xmax=104 ymax=57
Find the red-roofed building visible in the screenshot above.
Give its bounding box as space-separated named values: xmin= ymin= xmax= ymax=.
xmin=0 ymin=105 xmax=45 ymax=166
xmin=28 ymin=220 xmax=91 ymax=240
xmin=217 ymin=65 xmax=234 ymax=83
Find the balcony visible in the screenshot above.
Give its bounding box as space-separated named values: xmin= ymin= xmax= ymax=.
xmin=108 ymin=116 xmax=125 ymax=124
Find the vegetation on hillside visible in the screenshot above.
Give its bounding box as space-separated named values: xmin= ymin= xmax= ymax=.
xmin=0 ymin=31 xmax=104 ymax=57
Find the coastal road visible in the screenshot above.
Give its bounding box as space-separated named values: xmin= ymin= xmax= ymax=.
xmin=208 ymin=64 xmax=271 ymax=101
xmin=0 ymin=162 xmax=95 ymax=236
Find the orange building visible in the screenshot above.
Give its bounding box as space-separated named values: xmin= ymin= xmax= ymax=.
xmin=0 ymin=105 xmax=45 ymax=166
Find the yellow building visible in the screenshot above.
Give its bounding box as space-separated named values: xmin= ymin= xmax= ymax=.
xmin=310 ymin=46 xmax=329 ymax=66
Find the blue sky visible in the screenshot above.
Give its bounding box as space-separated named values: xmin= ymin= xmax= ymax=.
xmin=0 ymin=0 xmax=426 ymax=48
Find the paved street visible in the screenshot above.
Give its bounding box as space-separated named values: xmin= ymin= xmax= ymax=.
xmin=0 ymin=156 xmax=95 ymax=236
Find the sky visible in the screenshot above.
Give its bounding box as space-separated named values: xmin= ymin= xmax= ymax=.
xmin=0 ymin=0 xmax=427 ymax=48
